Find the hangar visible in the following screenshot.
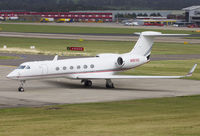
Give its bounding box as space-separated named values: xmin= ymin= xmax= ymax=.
xmin=0 ymin=12 xmax=113 ymax=22
xmin=183 ymin=5 xmax=200 ymax=25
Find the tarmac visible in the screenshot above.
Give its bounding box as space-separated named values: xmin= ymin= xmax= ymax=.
xmin=0 ymin=23 xmax=200 ymax=109
xmin=3 ymin=22 xmax=200 ymax=31
xmin=0 ymin=63 xmax=200 ymax=109
xmin=1 ymin=32 xmax=200 ymax=43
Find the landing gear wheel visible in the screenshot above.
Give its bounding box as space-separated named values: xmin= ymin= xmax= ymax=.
xmin=87 ymin=81 xmax=92 ymax=87
xmin=81 ymin=80 xmax=92 ymax=87
xmin=18 ymin=87 xmax=24 ymax=92
xmin=106 ymin=83 xmax=114 ymax=88
xmin=106 ymin=79 xmax=114 ymax=88
xmin=18 ymin=80 xmax=26 ymax=92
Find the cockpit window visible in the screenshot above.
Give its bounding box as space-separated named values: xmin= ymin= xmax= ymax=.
xmin=25 ymin=65 xmax=31 ymax=69
xmin=17 ymin=65 xmax=26 ymax=69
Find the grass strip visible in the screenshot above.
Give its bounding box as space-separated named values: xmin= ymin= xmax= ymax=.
xmin=0 ymin=95 xmax=200 ymax=136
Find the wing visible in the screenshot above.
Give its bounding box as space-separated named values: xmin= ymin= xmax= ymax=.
xmin=76 ymin=64 xmax=197 ymax=79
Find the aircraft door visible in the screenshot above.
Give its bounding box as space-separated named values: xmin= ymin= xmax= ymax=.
xmin=40 ymin=64 xmax=48 ymax=75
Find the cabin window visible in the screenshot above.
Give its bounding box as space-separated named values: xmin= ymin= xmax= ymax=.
xmin=77 ymin=65 xmax=81 ymax=69
xmin=90 ymin=64 xmax=94 ymax=68
xmin=25 ymin=65 xmax=31 ymax=69
xmin=56 ymin=67 xmax=59 ymax=71
xmin=70 ymin=66 xmax=74 ymax=70
xmin=17 ymin=65 xmax=26 ymax=69
xmin=83 ymin=65 xmax=88 ymax=69
xmin=63 ymin=66 xmax=67 ymax=70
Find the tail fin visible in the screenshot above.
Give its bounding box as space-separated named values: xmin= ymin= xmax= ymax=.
xmin=130 ymin=31 xmax=189 ymax=57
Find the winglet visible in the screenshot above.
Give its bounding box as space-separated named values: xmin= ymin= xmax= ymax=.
xmin=53 ymin=55 xmax=58 ymax=61
xmin=186 ymin=64 xmax=197 ymax=77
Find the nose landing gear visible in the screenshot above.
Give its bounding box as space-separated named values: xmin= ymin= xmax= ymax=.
xmin=18 ymin=80 xmax=25 ymax=92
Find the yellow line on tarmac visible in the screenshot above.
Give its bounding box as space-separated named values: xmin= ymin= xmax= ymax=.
xmin=0 ymin=65 xmax=16 ymax=67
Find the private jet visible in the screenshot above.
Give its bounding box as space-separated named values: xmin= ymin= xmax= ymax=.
xmin=7 ymin=31 xmax=197 ymax=92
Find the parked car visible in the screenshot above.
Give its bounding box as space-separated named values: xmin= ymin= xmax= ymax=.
xmin=144 ymin=22 xmax=164 ymax=26
xmin=124 ymin=22 xmax=139 ymax=26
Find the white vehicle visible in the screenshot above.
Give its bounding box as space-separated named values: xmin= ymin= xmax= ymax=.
xmin=124 ymin=22 xmax=139 ymax=26
xmin=9 ymin=17 xmax=19 ymax=20
xmin=7 ymin=31 xmax=197 ymax=92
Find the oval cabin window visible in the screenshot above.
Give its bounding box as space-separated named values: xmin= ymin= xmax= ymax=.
xmin=56 ymin=67 xmax=59 ymax=71
xmin=90 ymin=64 xmax=94 ymax=68
xmin=83 ymin=65 xmax=87 ymax=69
xmin=70 ymin=66 xmax=74 ymax=70
xmin=77 ymin=65 xmax=81 ymax=69
xmin=63 ymin=66 xmax=67 ymax=70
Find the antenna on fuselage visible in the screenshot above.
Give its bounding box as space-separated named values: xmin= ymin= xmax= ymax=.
xmin=53 ymin=55 xmax=58 ymax=61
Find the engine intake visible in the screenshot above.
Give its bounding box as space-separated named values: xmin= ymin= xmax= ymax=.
xmin=116 ymin=57 xmax=124 ymax=67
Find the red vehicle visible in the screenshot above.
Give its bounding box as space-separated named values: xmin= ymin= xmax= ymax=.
xmin=187 ymin=24 xmax=199 ymax=28
xmin=144 ymin=22 xmax=164 ymax=26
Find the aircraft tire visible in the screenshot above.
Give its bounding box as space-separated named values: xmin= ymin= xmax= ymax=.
xmin=84 ymin=80 xmax=92 ymax=87
xmin=106 ymin=83 xmax=114 ymax=88
xmin=18 ymin=87 xmax=25 ymax=92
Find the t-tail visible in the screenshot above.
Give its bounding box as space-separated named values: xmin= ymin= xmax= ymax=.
xmin=129 ymin=31 xmax=189 ymax=59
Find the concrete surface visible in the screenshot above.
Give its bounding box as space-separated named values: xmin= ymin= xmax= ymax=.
xmin=3 ymin=22 xmax=200 ymax=31
xmin=0 ymin=32 xmax=200 ymax=43
xmin=0 ymin=66 xmax=200 ymax=108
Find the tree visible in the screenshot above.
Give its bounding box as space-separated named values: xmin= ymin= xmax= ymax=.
xmin=150 ymin=13 xmax=157 ymax=16
xmin=143 ymin=13 xmax=148 ymax=16
xmin=156 ymin=13 xmax=162 ymax=17
xmin=0 ymin=0 xmax=199 ymax=12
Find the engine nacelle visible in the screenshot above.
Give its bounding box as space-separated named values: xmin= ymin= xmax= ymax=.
xmin=116 ymin=55 xmax=148 ymax=69
xmin=115 ymin=57 xmax=124 ymax=67
xmin=124 ymin=56 xmax=148 ymax=68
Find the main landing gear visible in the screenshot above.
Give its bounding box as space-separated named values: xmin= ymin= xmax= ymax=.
xmin=81 ymin=79 xmax=115 ymax=88
xmin=81 ymin=79 xmax=92 ymax=87
xmin=18 ymin=80 xmax=25 ymax=92
xmin=106 ymin=79 xmax=114 ymax=88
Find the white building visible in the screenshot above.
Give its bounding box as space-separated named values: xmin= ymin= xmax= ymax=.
xmin=182 ymin=6 xmax=200 ymax=24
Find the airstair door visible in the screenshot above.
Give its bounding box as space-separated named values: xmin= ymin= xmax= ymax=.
xmin=40 ymin=64 xmax=48 ymax=75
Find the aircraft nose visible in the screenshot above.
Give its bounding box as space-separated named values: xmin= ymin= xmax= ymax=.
xmin=7 ymin=72 xmax=13 ymax=79
xmin=6 ymin=71 xmax=18 ymax=79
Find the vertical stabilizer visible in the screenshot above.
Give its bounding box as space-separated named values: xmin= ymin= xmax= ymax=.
xmin=130 ymin=31 xmax=161 ymax=57
xmin=130 ymin=31 xmax=189 ymax=57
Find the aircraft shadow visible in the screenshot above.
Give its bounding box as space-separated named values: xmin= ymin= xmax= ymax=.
xmin=43 ymin=80 xmax=175 ymax=93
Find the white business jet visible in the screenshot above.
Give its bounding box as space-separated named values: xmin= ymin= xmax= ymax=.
xmin=7 ymin=31 xmax=197 ymax=92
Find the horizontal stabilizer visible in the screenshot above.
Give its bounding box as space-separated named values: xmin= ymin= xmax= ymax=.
xmin=134 ymin=31 xmax=190 ymax=37
xmin=131 ymin=31 xmax=190 ymax=56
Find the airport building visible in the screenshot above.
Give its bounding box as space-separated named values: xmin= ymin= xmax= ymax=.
xmin=135 ymin=19 xmax=177 ymax=26
xmin=182 ymin=6 xmax=200 ymax=25
xmin=0 ymin=12 xmax=113 ymax=22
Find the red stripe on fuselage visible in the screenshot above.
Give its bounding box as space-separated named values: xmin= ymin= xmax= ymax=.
xmin=11 ymin=68 xmax=131 ymax=79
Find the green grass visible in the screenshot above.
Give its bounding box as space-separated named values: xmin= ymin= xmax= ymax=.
xmin=0 ymin=37 xmax=200 ymax=56
xmin=0 ymin=24 xmax=199 ymax=34
xmin=1 ymin=95 xmax=200 ymax=136
xmin=185 ymin=37 xmax=200 ymax=39
xmin=0 ymin=56 xmax=20 ymax=59
xmin=121 ymin=59 xmax=200 ymax=80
